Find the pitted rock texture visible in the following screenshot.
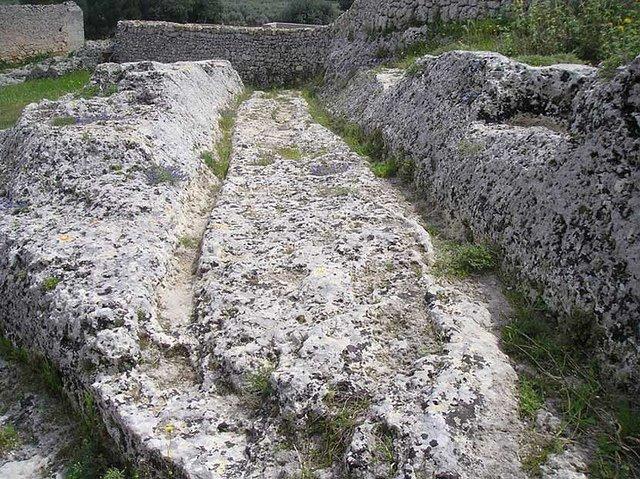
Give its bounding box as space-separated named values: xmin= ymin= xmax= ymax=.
xmin=189 ymin=91 xmax=525 ymax=478
xmin=0 ymin=77 xmax=527 ymax=477
xmin=0 ymin=60 xmax=244 ymax=475
xmin=0 ymin=40 xmax=113 ymax=88
xmin=323 ymin=51 xmax=640 ymax=390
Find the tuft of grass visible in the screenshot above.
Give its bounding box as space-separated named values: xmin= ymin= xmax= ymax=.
xmin=370 ymin=159 xmax=397 ymax=178
xmin=178 ymin=235 xmax=198 ymax=249
xmin=305 ymin=391 xmax=370 ymax=469
xmin=42 ymin=276 xmax=61 ymax=292
xmin=79 ymin=83 xmax=118 ymax=99
xmin=501 ymin=285 xmax=640 ymax=476
xmin=522 ymin=437 xmax=565 ymax=476
xmin=433 ymin=241 xmax=497 ymax=278
xmin=519 ymin=376 xmax=545 ymax=419
xmin=51 ymin=115 xmax=77 ymax=127
xmin=0 ymin=424 xmax=20 ymax=453
xmin=145 ymin=164 xmax=186 ymax=186
xmin=244 ymin=363 xmax=276 ymax=410
xmin=0 ymin=70 xmax=91 ymax=130
xmin=276 ymin=146 xmax=302 ymax=160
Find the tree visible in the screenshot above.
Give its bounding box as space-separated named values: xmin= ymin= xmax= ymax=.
xmin=338 ymin=0 xmax=354 ymax=11
xmin=283 ymin=0 xmax=340 ymax=25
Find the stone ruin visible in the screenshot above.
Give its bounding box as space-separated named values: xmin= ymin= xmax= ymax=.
xmin=0 ymin=0 xmax=638 ymax=478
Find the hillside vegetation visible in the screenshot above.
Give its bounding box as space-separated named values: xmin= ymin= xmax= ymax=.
xmin=393 ymin=0 xmax=640 ymax=72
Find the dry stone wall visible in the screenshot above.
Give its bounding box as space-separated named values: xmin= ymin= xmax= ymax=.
xmin=114 ymin=20 xmax=329 ymax=86
xmin=0 ymin=1 xmax=84 ymax=62
xmin=323 ymin=52 xmax=640 ymax=390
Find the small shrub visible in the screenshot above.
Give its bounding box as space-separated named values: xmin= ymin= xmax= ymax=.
xmin=42 ymin=276 xmax=61 ymax=292
xmin=370 ymin=160 xmax=397 ymax=178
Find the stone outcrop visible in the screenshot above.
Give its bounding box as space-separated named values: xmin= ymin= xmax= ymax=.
xmin=0 ymin=63 xmax=531 ymax=476
xmin=322 ymin=51 xmax=640 ymax=389
xmin=0 ymin=60 xmax=244 ymax=475
xmin=0 ymin=1 xmax=84 ymax=63
xmin=114 ymin=21 xmax=329 ymax=86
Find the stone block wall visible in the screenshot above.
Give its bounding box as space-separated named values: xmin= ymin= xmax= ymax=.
xmin=114 ymin=21 xmax=329 ymax=86
xmin=0 ymin=1 xmax=84 ymax=62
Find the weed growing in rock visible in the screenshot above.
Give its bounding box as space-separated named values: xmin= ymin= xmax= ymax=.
xmin=178 ymin=235 xmax=199 ymax=249
xmin=305 ymin=390 xmax=370 ymax=469
xmin=144 ymin=164 xmax=186 ymax=186
xmin=52 ymin=115 xmax=77 ymax=127
xmin=522 ymin=437 xmax=565 ymax=476
xmin=0 ymin=424 xmax=20 ymax=453
xmin=276 ymin=146 xmax=302 ymax=160
xmin=244 ymin=363 xmax=276 ymax=410
xmin=42 ymin=276 xmax=61 ymax=292
xmin=432 ymin=241 xmax=497 ymax=278
xmin=501 ymin=285 xmax=640 ymax=477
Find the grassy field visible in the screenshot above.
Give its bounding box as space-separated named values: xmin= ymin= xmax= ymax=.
xmin=0 ymin=71 xmax=90 ymax=130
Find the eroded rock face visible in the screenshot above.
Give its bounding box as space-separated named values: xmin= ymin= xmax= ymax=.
xmin=323 ymin=51 xmax=640 ymax=390
xmin=0 ymin=69 xmax=527 ymax=475
xmin=0 ymin=60 xmax=244 ymax=475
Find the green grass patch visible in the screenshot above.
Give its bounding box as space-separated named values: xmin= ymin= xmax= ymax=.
xmin=522 ymin=437 xmax=565 ymax=476
xmin=0 ymin=424 xmax=20 ymax=453
xmin=0 ymin=70 xmax=90 ymax=130
xmin=42 ymin=276 xmax=62 ymax=292
xmin=209 ymin=89 xmax=253 ymax=180
xmin=501 ymin=285 xmax=640 ymax=476
xmin=519 ymin=376 xmax=545 ymax=419
xmin=432 ymin=240 xmax=497 ymax=278
xmin=276 ymin=146 xmax=302 ymax=160
xmin=52 ymin=115 xmax=77 ymax=127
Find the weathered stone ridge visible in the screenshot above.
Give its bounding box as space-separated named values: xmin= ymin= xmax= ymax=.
xmin=0 ymin=60 xmax=244 ymax=474
xmin=323 ymin=52 xmax=640 ymax=389
xmin=114 ymin=20 xmax=329 ymax=86
xmin=0 ymin=1 xmax=84 ymax=62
